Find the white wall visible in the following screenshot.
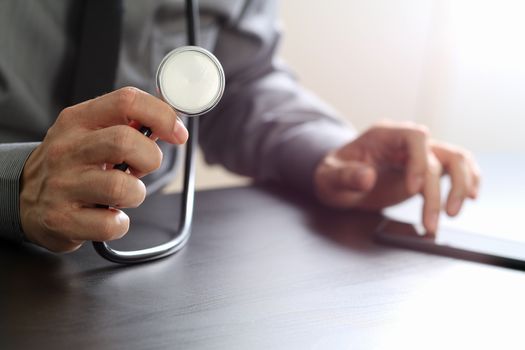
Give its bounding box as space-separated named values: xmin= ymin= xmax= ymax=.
xmin=280 ymin=0 xmax=525 ymax=152
xmin=420 ymin=0 xmax=525 ymax=152
xmin=280 ymin=0 xmax=434 ymax=130
xmin=193 ymin=0 xmax=525 ymax=190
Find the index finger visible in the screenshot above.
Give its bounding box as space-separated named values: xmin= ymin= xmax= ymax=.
xmin=373 ymin=123 xmax=430 ymax=194
xmin=78 ymin=87 xmax=188 ymax=144
xmin=401 ymin=127 xmax=430 ymax=195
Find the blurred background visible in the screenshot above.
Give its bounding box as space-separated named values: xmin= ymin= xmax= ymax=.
xmin=188 ymin=0 xmax=525 ymax=191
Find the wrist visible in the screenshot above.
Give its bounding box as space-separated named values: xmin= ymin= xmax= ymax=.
xmin=0 ymin=143 xmax=39 ymax=243
xmin=276 ymin=123 xmax=355 ymax=196
xmin=19 ymin=145 xmax=43 ymax=244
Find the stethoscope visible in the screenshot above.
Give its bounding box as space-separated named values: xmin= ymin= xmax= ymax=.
xmin=93 ymin=0 xmax=225 ymax=264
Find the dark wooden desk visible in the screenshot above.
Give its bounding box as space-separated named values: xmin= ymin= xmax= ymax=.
xmin=2 ymin=155 xmax=524 ymax=349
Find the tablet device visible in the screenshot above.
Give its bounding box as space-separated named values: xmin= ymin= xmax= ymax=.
xmin=375 ymin=218 xmax=525 ymax=270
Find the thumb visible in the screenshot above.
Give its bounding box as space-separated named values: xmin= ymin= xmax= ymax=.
xmin=325 ymin=161 xmax=377 ymax=192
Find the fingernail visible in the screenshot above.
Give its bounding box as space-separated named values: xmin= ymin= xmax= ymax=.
xmin=173 ymin=118 xmax=188 ymax=143
xmin=410 ymin=175 xmax=424 ymax=194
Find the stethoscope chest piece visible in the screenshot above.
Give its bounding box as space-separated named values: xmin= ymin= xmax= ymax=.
xmin=156 ymin=46 xmax=225 ymax=116
xmin=93 ymin=12 xmax=225 ymax=264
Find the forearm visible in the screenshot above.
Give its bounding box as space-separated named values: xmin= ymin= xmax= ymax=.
xmin=198 ymin=0 xmax=356 ymax=194
xmin=200 ymin=65 xmax=355 ymax=193
xmin=0 ymin=142 xmax=39 ymax=242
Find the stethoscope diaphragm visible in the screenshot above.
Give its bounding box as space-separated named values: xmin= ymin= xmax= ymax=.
xmin=156 ymin=46 xmax=225 ymax=116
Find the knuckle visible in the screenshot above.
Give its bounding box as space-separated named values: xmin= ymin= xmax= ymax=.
xmin=55 ymin=106 xmax=77 ymax=127
xmin=106 ymin=173 xmax=127 ymax=203
xmin=111 ymin=125 xmax=134 ymax=154
xmin=44 ymin=124 xmax=60 ymax=140
xmin=115 ymin=86 xmax=139 ymax=115
xmin=61 ymin=105 xmax=76 ymax=116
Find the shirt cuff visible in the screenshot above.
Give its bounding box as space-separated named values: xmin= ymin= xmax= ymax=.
xmin=276 ymin=122 xmax=356 ymax=197
xmin=0 ymin=143 xmax=39 ymax=243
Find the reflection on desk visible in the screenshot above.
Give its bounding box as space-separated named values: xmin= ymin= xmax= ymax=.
xmin=1 ymin=154 xmax=524 ymax=350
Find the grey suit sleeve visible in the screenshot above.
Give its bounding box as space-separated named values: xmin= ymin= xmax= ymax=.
xmin=0 ymin=143 xmax=38 ymax=242
xmin=200 ymin=1 xmax=356 ymax=194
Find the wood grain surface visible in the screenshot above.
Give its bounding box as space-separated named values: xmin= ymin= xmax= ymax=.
xmin=1 ymin=155 xmax=524 ymax=350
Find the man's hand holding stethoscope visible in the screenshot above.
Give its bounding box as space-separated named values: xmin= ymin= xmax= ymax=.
xmin=20 ymin=0 xmax=224 ymax=262
xmin=20 ymin=44 xmax=225 ymax=257
xmin=20 ymin=87 xmax=189 ymax=253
